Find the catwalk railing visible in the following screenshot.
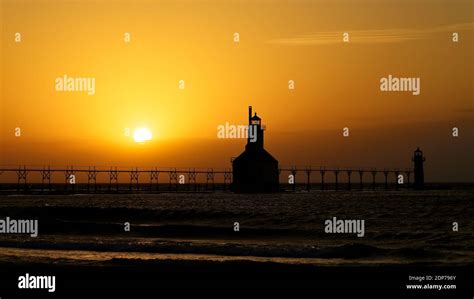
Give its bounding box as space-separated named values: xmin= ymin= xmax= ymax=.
xmin=0 ymin=166 xmax=413 ymax=193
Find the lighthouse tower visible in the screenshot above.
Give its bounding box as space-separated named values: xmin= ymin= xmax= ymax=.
xmin=246 ymin=106 xmax=264 ymax=150
xmin=412 ymin=147 xmax=425 ymax=189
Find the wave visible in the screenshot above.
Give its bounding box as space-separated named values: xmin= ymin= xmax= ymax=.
xmin=0 ymin=236 xmax=457 ymax=262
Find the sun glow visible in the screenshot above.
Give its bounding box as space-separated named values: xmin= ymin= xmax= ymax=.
xmin=133 ymin=128 xmax=153 ymax=143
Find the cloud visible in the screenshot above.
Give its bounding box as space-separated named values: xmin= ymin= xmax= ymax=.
xmin=454 ymin=107 xmax=474 ymax=114
xmin=268 ymin=22 xmax=474 ymax=45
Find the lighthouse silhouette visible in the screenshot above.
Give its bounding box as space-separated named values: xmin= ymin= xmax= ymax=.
xmin=232 ymin=106 xmax=279 ymax=193
xmin=412 ymin=147 xmax=425 ymax=189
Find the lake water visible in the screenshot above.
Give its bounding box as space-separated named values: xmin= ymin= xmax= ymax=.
xmin=0 ymin=190 xmax=472 ymax=266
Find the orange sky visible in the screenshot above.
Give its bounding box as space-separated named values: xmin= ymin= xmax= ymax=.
xmin=1 ymin=0 xmax=473 ymax=182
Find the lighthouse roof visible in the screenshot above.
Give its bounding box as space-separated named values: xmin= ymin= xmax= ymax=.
xmin=250 ymin=113 xmax=261 ymax=121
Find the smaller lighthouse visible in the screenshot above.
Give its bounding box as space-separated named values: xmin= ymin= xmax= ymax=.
xmin=412 ymin=147 xmax=425 ymax=189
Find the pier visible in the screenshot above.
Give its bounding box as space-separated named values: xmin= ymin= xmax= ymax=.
xmin=0 ymin=165 xmax=412 ymax=193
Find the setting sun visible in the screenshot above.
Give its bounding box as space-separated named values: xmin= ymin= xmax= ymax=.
xmin=133 ymin=128 xmax=153 ymax=143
